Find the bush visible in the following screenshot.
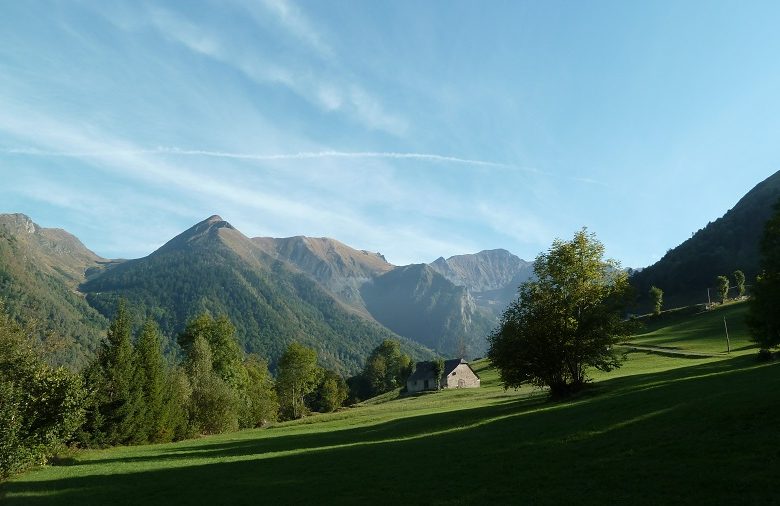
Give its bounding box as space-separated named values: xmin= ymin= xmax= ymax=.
xmin=0 ymin=308 xmax=86 ymax=479
xmin=757 ymin=348 xmax=773 ymax=362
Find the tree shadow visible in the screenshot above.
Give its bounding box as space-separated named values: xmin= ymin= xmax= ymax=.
xmin=3 ymin=355 xmax=777 ymax=505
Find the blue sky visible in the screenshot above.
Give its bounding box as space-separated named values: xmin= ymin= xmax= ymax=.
xmin=1 ymin=1 xmax=779 ymax=266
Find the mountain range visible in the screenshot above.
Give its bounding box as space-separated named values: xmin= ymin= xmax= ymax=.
xmin=0 ymin=213 xmax=532 ymax=373
xmin=2 ymin=169 xmax=778 ymax=372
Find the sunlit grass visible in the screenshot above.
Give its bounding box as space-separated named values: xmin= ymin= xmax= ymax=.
xmin=3 ymin=300 xmax=775 ymax=505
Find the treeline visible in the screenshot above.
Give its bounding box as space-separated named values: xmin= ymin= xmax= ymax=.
xmin=0 ymin=299 xmax=420 ymax=479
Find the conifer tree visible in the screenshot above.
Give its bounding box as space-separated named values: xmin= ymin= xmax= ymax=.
xmin=134 ymin=318 xmax=166 ymax=443
xmin=91 ymin=299 xmax=142 ymax=445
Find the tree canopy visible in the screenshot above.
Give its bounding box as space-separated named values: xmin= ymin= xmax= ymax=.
xmin=488 ymin=229 xmax=634 ymax=397
xmin=276 ymin=343 xmax=322 ymax=420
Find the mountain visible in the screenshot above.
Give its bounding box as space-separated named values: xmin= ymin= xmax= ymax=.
xmin=430 ymin=249 xmax=534 ymax=318
xmin=360 ymin=264 xmax=495 ymax=357
xmin=631 ymin=170 xmax=780 ymax=308
xmin=80 ymin=216 xmax=432 ymax=373
xmin=252 ymin=235 xmax=503 ymax=357
xmin=0 ymin=214 xmax=108 ymax=367
xmin=252 ymin=235 xmax=393 ymax=315
xmin=0 ymin=213 xmax=528 ymax=369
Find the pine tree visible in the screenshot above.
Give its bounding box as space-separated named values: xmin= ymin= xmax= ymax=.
xmin=93 ymin=299 xmax=142 ymax=445
xmin=134 ymin=319 xmax=166 ymax=443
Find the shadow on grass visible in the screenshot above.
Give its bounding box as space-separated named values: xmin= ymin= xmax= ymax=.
xmin=3 ymin=355 xmax=778 ymax=506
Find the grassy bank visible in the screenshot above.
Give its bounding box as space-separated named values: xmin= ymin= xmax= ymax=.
xmin=3 ymin=301 xmax=776 ymax=505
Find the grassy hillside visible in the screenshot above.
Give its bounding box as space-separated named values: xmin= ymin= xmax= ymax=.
xmin=3 ymin=301 xmax=776 ymax=505
xmin=629 ymin=301 xmax=752 ymax=355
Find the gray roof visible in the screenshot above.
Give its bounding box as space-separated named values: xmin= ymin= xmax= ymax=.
xmin=407 ymin=358 xmax=478 ymax=382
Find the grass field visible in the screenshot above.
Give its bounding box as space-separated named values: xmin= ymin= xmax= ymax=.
xmin=3 ymin=301 xmax=778 ymax=505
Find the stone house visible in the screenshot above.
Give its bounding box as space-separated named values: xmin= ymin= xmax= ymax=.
xmin=406 ymin=358 xmax=480 ymax=393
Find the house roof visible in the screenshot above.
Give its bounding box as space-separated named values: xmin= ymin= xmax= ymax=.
xmin=407 ymin=359 xmax=479 ymax=382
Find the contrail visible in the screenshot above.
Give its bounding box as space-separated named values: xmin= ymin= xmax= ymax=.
xmin=1 ymin=146 xmax=541 ymax=173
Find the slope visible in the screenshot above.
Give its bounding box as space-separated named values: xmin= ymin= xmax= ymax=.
xmin=80 ymin=216 xmax=432 ymax=373
xmin=4 ymin=319 xmax=775 ymax=504
xmin=360 ymin=263 xmax=495 ymax=357
xmin=430 ymin=248 xmax=533 ymax=318
xmin=0 ymin=214 xmax=108 ymax=367
xmin=631 ymin=169 xmax=780 ymax=308
xmin=252 ymin=235 xmax=393 ymax=314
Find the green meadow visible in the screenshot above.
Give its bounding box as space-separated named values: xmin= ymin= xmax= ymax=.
xmin=3 ymin=301 xmax=778 ymax=505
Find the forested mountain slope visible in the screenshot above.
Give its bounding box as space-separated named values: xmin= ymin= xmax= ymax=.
xmin=631 ymin=170 xmax=780 ymax=308
xmin=80 ymin=216 xmax=432 ymax=373
xmin=0 ymin=214 xmax=107 ymax=367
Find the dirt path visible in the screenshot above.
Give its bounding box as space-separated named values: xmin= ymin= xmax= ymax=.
xmin=617 ymin=343 xmax=727 ymax=358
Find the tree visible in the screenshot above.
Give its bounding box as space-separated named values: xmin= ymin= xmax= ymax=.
xmin=276 ymin=343 xmax=322 ymax=420
xmin=733 ymin=270 xmax=746 ymax=298
xmin=716 ymin=275 xmax=730 ymax=304
xmin=748 ymin=199 xmax=780 ymax=355
xmin=84 ymin=299 xmax=142 ymax=445
xmin=178 ymin=313 xmax=248 ymax=392
xmin=186 ymin=335 xmax=238 ymax=435
xmin=243 ymin=355 xmax=278 ymax=427
xmin=487 ymin=229 xmax=634 ymax=397
xmin=431 ymin=358 xmax=445 ymax=391
xmin=348 ymin=339 xmax=414 ymax=402
xmin=133 ymin=319 xmax=166 ymax=443
xmin=312 ymin=369 xmax=348 ymax=413
xmin=649 ymin=286 xmax=663 ymax=315
xmin=0 ymin=303 xmax=85 ymax=478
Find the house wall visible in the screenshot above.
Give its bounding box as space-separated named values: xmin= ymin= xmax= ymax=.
xmin=407 ymin=378 xmax=431 ymax=393
xmin=443 ymin=364 xmax=480 ymax=388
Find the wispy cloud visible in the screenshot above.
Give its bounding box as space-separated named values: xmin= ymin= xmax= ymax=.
xmin=253 ymin=0 xmax=335 ymax=59
xmin=145 ymin=5 xmax=407 ymax=136
xmin=1 ymin=146 xmax=533 ymax=171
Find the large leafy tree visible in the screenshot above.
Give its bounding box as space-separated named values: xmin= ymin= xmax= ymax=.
xmin=488 ymin=229 xmax=634 ymax=397
xmin=276 ymin=342 xmax=322 ymax=420
xmin=748 ymin=199 xmax=780 ymax=355
xmin=178 ymin=313 xmax=248 ymax=392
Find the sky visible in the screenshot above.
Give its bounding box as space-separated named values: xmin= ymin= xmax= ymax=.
xmin=1 ymin=1 xmax=780 ymax=267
